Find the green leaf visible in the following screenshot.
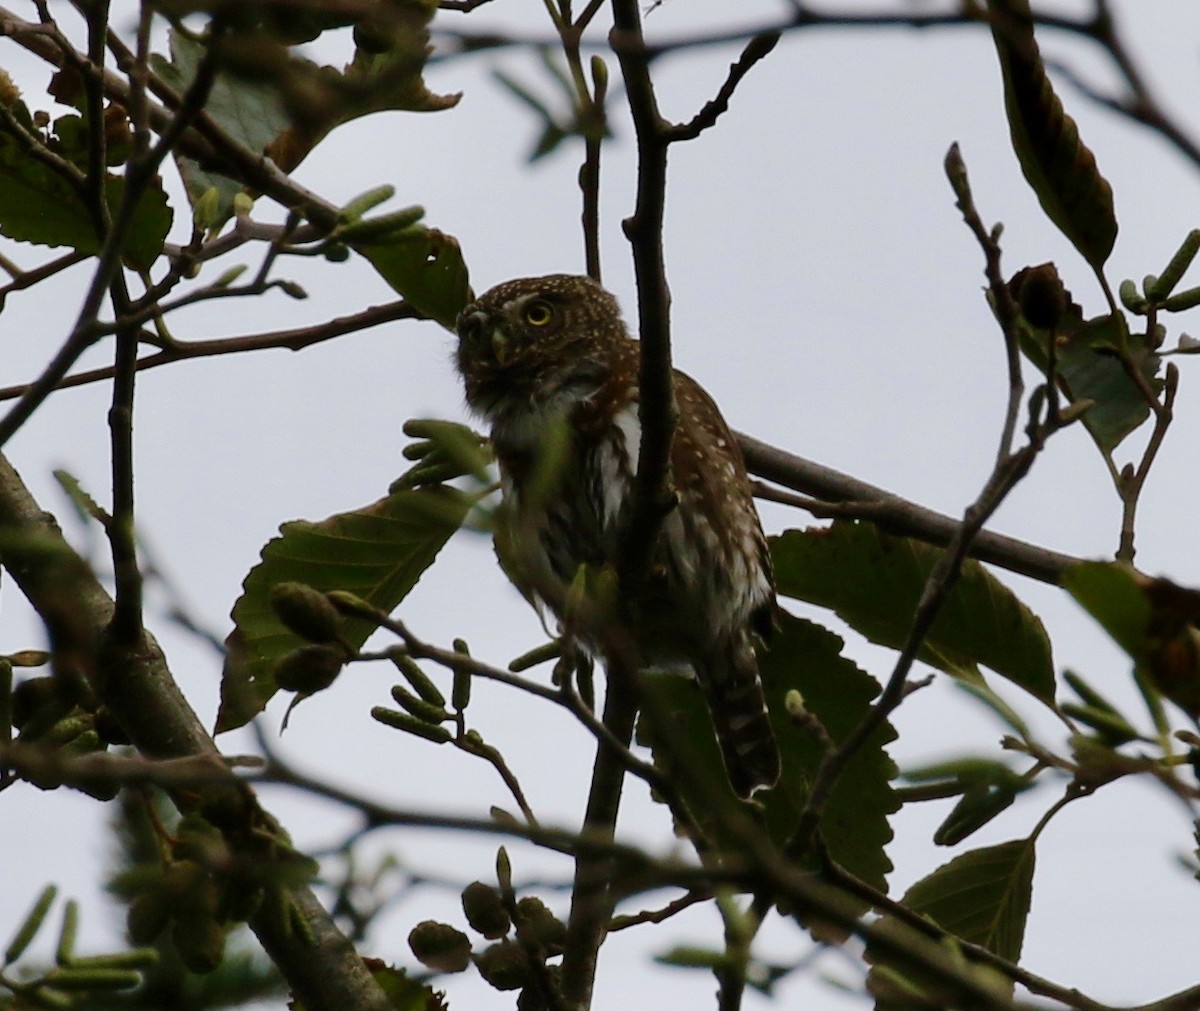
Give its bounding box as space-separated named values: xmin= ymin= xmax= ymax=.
xmin=772 ymin=522 xmax=1055 ymax=704
xmin=1062 ymin=561 xmax=1200 ymax=718
xmin=345 ymin=1 xmax=462 ymax=120
xmin=987 ymin=0 xmax=1117 ymax=270
xmin=638 ymin=612 xmax=897 ymax=903
xmin=905 ymin=839 xmax=1035 ymax=961
xmin=0 ymin=107 xmax=171 ymax=270
xmin=356 ymin=228 xmax=471 ymax=331
xmin=1013 ymin=301 xmax=1160 ymax=455
xmin=152 ymin=30 xmax=292 ymax=219
xmin=867 ymin=839 xmax=1035 ymax=1006
xmin=218 ymin=485 xmax=475 ymax=732
xmin=1061 ymin=561 xmax=1150 ymax=659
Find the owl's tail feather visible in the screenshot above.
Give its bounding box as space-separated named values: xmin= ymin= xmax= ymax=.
xmin=697 ymin=645 xmax=780 ymax=800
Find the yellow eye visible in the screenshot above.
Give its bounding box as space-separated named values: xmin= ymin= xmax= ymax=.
xmin=523 ymin=300 xmax=554 ymax=327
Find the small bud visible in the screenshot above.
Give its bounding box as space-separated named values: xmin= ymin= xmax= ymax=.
xmin=278 ymin=279 xmax=308 ymax=300
xmin=126 ymin=891 xmax=172 ymax=945
xmin=335 ymin=205 xmax=425 ymax=242
xmin=473 ymin=941 xmax=531 ymax=991
xmin=212 ymin=264 xmax=247 ymax=289
xmin=589 ymin=55 xmax=608 ymax=98
xmin=784 ymin=689 xmax=806 ymax=716
xmin=232 ymin=192 xmax=254 ymax=217
xmin=271 ymin=645 xmax=345 ymax=694
xmin=192 ymin=187 xmax=223 ymax=231
xmin=515 ymin=897 xmax=565 ymax=953
xmin=461 ymin=882 xmax=511 ymax=939
xmin=337 ymin=184 xmax=397 ymax=224
xmin=390 ymin=684 xmax=451 ymax=725
xmin=452 ymin=665 xmax=472 ymax=712
xmin=370 ymin=707 xmax=452 ymax=743
xmin=325 ymin=590 xmax=380 ymax=622
xmin=323 ymin=241 xmax=350 ymax=262
xmin=387 ymin=649 xmax=446 ymax=707
xmin=495 ymin=848 xmax=513 ymax=895
xmin=1161 ymin=285 xmax=1200 ymax=314
xmin=269 ymin=582 xmax=344 ymax=645
xmin=1119 ymin=278 xmax=1149 ymax=313
xmin=408 ymin=920 xmax=471 ymax=973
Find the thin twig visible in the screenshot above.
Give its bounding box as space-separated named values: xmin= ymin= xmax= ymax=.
xmin=666 ymin=32 xmax=780 ymax=142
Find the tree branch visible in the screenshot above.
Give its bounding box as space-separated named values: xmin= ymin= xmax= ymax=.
xmin=0 ymin=452 xmax=395 ymax=1011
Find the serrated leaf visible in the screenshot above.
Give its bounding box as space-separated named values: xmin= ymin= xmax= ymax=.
xmin=906 ymin=839 xmax=1035 ymax=961
xmin=345 ymin=1 xmax=461 ymax=118
xmin=638 ymin=612 xmax=897 ymax=904
xmin=772 ymin=522 xmax=1055 ymax=704
xmin=218 ymin=485 xmax=475 ymax=731
xmin=987 ymin=0 xmax=1117 ymax=270
xmin=0 ymin=108 xmax=171 ymax=270
xmin=867 ymin=839 xmax=1035 ymax=1007
xmin=356 ymin=228 xmax=471 ymax=331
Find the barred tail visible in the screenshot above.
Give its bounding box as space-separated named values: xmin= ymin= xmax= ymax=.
xmin=696 ymin=642 xmax=780 ymax=799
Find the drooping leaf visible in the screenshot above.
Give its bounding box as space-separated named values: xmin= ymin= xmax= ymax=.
xmin=357 ymin=228 xmax=471 ymax=331
xmin=772 ymin=522 xmax=1055 ymax=704
xmin=1008 ymin=269 xmax=1160 ymax=454
xmin=987 ymin=0 xmax=1117 ymax=270
xmin=1063 ymin=561 xmax=1200 ymax=717
xmin=867 ymin=838 xmax=1035 ymax=1006
xmin=218 ymin=485 xmax=475 ymax=732
xmin=638 ymin=612 xmax=897 ymax=904
xmin=0 ymin=104 xmax=170 ymax=270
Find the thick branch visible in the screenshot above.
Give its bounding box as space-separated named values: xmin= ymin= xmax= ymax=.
xmin=0 ymin=453 xmax=393 ymax=1011
xmin=737 ymin=432 xmax=1082 ymax=585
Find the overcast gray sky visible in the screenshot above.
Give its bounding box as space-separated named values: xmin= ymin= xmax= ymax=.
xmin=5 ymin=2 xmax=1200 ymax=1008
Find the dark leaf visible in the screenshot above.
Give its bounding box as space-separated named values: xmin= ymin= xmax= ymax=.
xmin=772 ymin=522 xmax=1055 ymax=704
xmin=0 ymin=107 xmax=170 ymax=270
xmin=987 ymin=0 xmax=1117 ymax=269
xmin=638 ymin=612 xmax=897 ymax=906
xmin=1009 ymin=270 xmax=1160 ymax=454
xmin=219 ymin=485 xmax=475 ymax=731
xmin=1063 ymin=562 xmax=1200 ymax=717
xmin=356 ymin=228 xmax=471 ymax=331
xmin=867 ymin=839 xmax=1035 ymax=1007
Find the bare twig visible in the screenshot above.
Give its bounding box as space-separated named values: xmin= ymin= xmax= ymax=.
xmin=666 ymin=32 xmax=780 ymax=142
xmin=740 ymin=434 xmax=1083 ymax=585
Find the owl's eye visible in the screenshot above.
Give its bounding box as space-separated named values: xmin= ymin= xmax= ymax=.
xmin=523 ymin=300 xmax=555 ymax=327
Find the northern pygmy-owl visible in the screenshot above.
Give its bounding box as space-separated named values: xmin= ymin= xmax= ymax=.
xmin=456 ymin=274 xmax=780 ymax=798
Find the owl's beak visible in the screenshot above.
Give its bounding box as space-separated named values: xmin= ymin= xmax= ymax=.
xmin=490 ymin=328 xmax=511 ymax=365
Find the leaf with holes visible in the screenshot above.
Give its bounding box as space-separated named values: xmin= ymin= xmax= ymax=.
xmin=357 ymin=228 xmax=471 ymax=331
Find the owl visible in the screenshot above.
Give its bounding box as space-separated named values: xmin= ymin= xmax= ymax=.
xmin=456 ymin=274 xmax=780 ymax=798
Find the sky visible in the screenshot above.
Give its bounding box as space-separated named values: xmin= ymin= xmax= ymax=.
xmin=4 ymin=1 xmax=1200 ymax=1008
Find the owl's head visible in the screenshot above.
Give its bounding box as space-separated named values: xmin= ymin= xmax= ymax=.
xmin=455 ymin=274 xmax=629 ymax=418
